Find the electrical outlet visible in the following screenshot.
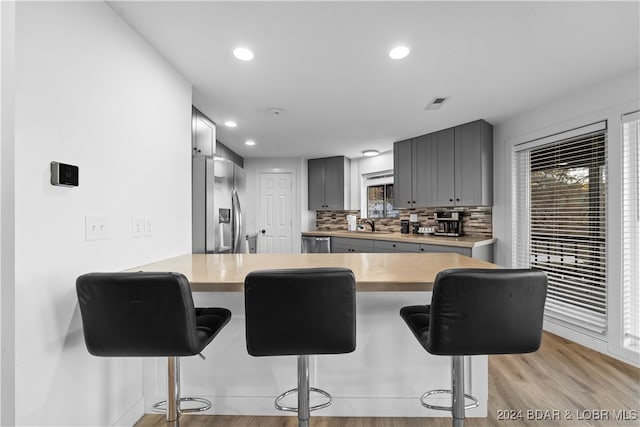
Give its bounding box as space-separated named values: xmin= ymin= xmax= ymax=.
xmin=85 ymin=216 xmax=108 ymax=241
xmin=132 ymin=216 xmax=144 ymax=238
xmin=144 ymin=216 xmax=153 ymax=237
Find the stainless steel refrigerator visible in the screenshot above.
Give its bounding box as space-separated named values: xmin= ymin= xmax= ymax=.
xmin=192 ymin=155 xmax=246 ymax=254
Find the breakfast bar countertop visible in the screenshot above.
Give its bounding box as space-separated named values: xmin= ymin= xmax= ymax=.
xmin=302 ymin=230 xmax=496 ymax=248
xmin=129 ymin=252 xmax=496 ymax=292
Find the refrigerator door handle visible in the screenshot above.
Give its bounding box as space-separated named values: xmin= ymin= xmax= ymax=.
xmin=232 ymin=190 xmax=243 ymax=253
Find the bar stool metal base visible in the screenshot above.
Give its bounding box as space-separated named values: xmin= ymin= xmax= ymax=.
xmin=152 ymin=397 xmax=212 ymax=414
xmin=420 ymin=355 xmax=478 ymax=427
xmin=420 ymin=389 xmax=479 ymax=412
xmin=274 ymin=387 xmax=332 ymax=412
xmin=151 ymin=356 xmax=212 ymax=427
xmin=273 ymin=355 xmax=332 ymax=427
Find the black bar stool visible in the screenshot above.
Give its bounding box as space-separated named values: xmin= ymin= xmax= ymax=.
xmin=400 ymin=268 xmax=547 ymax=427
xmin=244 ymin=268 xmax=356 ymax=427
xmin=76 ymin=272 xmax=231 ymax=427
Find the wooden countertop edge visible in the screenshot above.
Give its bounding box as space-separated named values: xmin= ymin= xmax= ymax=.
xmin=128 ymin=253 xmax=494 ymax=293
xmin=302 ymin=231 xmax=496 ymax=248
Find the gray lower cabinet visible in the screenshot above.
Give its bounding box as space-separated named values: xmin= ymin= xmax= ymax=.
xmin=331 ymin=237 xmax=374 ymax=253
xmin=418 ymin=243 xmax=493 ymax=262
xmin=331 ymin=236 xmax=493 ymax=261
xmin=373 ymin=240 xmax=420 ymax=253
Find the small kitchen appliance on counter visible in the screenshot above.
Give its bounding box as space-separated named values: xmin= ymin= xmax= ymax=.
xmin=400 ymin=220 xmax=410 ymax=234
xmin=347 ymin=215 xmax=358 ymax=231
xmin=434 ymin=211 xmax=463 ymax=237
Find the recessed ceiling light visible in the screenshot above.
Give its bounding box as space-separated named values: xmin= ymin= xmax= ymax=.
xmin=224 ymin=121 xmax=237 ymax=128
xmin=245 ymin=140 xmax=256 ymax=146
xmin=363 ymin=150 xmax=380 ymax=157
xmin=233 ymin=47 xmax=254 ymax=61
xmin=389 ymin=46 xmax=410 ymax=60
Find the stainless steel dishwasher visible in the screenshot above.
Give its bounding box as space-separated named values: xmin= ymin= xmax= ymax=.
xmin=301 ymin=236 xmax=331 ymax=253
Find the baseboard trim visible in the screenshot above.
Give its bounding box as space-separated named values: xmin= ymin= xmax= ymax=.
xmin=145 ymin=395 xmax=487 ymax=418
xmin=113 ymin=398 xmax=144 ymax=427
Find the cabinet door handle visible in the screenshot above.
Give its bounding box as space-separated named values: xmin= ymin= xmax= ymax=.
xmin=412 ymin=201 xmax=416 ymax=204
xmin=456 ymin=198 xmax=460 ymax=202
xmin=420 ymin=248 xmax=424 ymax=252
xmin=449 ymin=198 xmax=453 ymax=202
xmin=407 ymin=201 xmax=411 ymax=204
xmin=392 ymin=244 xmax=396 ymax=248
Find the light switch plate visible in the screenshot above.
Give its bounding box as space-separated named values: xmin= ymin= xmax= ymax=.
xmin=132 ymin=216 xmax=144 ymax=238
xmin=144 ymin=216 xmax=153 ymax=237
xmin=85 ymin=216 xmax=108 ymax=241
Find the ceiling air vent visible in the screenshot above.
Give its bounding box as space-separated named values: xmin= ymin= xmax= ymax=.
xmin=425 ymin=96 xmax=449 ymax=110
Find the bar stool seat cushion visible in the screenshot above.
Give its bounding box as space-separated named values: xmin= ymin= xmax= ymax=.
xmin=398 ymin=305 xmax=431 ymax=349
xmin=77 ymin=272 xmax=231 ymax=357
xmin=400 ymin=268 xmax=547 ymax=356
xmin=245 ymin=267 xmax=356 ymax=357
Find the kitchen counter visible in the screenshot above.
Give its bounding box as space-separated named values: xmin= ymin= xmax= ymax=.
xmin=132 ymin=252 xmax=492 ymax=419
xmin=302 ymin=230 xmax=495 ymax=248
xmin=129 ymin=252 xmax=495 ymax=292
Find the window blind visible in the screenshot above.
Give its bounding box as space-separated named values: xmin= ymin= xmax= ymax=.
xmin=622 ymin=111 xmax=640 ymax=352
xmin=513 ymin=122 xmax=608 ymax=336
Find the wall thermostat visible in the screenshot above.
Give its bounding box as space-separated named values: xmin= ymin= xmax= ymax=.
xmin=50 ymin=161 xmax=79 ymax=187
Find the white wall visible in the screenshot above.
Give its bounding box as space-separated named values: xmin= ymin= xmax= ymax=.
xmin=493 ymin=69 xmax=640 ymax=365
xmin=14 ymin=2 xmax=192 ymax=426
xmin=1 ymin=1 xmax=16 ymax=425
xmin=244 ymin=157 xmax=308 ymax=252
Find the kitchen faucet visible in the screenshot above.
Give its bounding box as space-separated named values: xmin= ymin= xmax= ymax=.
xmin=364 ymin=220 xmax=376 ymax=232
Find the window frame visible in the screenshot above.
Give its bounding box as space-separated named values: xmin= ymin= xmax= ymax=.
xmin=366 ymin=183 xmax=398 ymax=219
xmin=621 ymin=111 xmax=640 ymax=353
xmin=512 ymin=121 xmax=608 ymax=338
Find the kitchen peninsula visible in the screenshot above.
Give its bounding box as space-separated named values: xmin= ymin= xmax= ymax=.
xmin=132 ymin=253 xmax=495 ymax=418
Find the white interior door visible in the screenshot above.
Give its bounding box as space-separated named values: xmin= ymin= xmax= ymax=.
xmin=258 ymin=173 xmax=292 ymax=253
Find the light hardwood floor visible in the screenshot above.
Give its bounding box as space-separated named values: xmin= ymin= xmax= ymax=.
xmin=134 ymin=333 xmax=639 ymax=427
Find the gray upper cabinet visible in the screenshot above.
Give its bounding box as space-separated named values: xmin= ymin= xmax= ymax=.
xmin=394 ymin=135 xmax=433 ymax=208
xmin=308 ymin=156 xmax=350 ymax=210
xmin=393 ymin=139 xmax=414 ymax=208
xmin=454 ymin=120 xmax=493 ymax=206
xmin=431 ymin=128 xmax=456 ymax=206
xmin=413 ymin=134 xmax=433 ymax=207
xmin=192 ymin=107 xmax=215 ymax=157
xmin=394 ymin=119 xmax=493 ymax=208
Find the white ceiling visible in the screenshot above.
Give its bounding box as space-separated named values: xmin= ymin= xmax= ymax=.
xmin=108 ymin=1 xmax=639 ymax=160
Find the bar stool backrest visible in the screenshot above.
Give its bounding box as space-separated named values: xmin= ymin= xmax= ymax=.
xmin=244 ymin=267 xmax=356 ymax=356
xmin=76 ymin=272 xmax=202 ymax=357
xmin=428 ymin=268 xmax=548 ymax=356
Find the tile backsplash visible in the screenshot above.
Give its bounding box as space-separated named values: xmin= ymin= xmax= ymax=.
xmin=316 ymin=206 xmax=492 ymax=238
